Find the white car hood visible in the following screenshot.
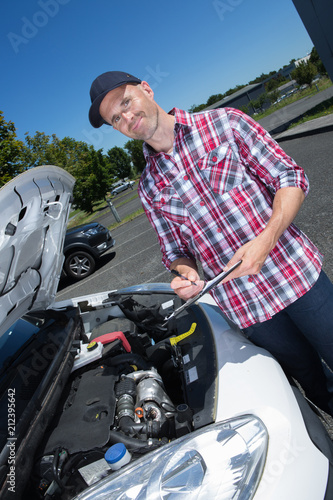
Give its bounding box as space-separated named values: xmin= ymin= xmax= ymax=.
xmin=0 ymin=166 xmax=75 ymax=337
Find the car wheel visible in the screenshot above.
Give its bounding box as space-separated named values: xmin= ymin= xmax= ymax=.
xmin=64 ymin=251 xmax=96 ymax=280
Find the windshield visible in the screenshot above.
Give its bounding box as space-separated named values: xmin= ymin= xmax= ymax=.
xmin=0 ymin=308 xmax=79 ymax=454
xmin=0 ymin=317 xmax=42 ymax=372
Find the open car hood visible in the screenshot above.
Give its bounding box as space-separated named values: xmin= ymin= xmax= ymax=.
xmin=0 ymin=166 xmax=75 ymax=337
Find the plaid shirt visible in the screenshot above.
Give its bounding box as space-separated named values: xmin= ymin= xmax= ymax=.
xmin=138 ymin=107 xmax=323 ymax=328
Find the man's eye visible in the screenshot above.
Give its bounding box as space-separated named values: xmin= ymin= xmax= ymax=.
xmin=114 ymin=116 xmax=120 ymax=123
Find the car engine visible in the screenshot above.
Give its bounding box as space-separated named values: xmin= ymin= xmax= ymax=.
xmin=25 ymin=291 xmax=217 ymax=499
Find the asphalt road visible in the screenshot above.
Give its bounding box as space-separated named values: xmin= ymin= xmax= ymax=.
xmin=258 ymin=85 xmax=333 ymax=135
xmin=56 ymin=129 xmax=333 ymax=302
xmin=281 ymin=130 xmax=333 ymax=282
xmin=57 ymin=206 xmax=168 ymax=300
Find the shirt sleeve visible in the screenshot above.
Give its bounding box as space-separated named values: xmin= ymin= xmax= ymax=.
xmin=226 ymin=108 xmax=309 ymax=196
xmin=138 ymin=176 xmax=196 ymax=269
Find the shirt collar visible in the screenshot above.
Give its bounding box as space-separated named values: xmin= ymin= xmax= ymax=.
xmin=143 ymin=108 xmax=193 ymax=158
xmin=169 ymin=107 xmax=195 ymax=129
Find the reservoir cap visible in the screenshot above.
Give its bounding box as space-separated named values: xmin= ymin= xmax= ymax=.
xmin=105 ymin=443 xmax=127 ymax=465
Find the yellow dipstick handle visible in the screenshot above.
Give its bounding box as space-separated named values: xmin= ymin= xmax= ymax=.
xmin=170 ymin=323 xmax=197 ymax=346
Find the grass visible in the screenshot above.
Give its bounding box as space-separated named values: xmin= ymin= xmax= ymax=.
xmin=288 ymin=96 xmax=333 ymax=129
xmin=68 ymin=199 xmax=110 ymax=228
xmin=254 ymin=77 xmax=332 ymax=121
xmin=108 ymin=208 xmax=145 ymax=230
xmin=114 ymin=193 xmax=139 ymax=208
xmin=67 ymin=186 xmax=142 ymax=230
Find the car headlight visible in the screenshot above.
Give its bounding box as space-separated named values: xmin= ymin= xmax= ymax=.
xmin=75 ymin=415 xmax=267 ymax=500
xmin=84 ymin=227 xmax=100 ymax=236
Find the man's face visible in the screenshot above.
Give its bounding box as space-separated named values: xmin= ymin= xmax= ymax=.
xmin=99 ymin=82 xmax=159 ymax=141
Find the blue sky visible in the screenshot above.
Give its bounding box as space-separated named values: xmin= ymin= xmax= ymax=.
xmin=1 ymin=0 xmax=314 ymax=153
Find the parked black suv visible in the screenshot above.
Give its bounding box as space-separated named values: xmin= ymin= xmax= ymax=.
xmin=63 ymin=222 xmax=115 ymax=280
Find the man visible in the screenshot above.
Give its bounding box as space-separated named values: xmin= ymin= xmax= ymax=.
xmin=89 ymin=71 xmax=333 ymax=415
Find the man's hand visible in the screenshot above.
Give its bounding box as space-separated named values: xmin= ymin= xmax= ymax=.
xmin=221 ymin=235 xmax=272 ymax=282
xmin=170 ymin=274 xmax=205 ymax=300
xmin=170 ymin=258 xmax=204 ymax=300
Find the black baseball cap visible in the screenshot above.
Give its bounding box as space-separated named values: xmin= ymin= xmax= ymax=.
xmin=89 ymin=71 xmax=142 ymax=128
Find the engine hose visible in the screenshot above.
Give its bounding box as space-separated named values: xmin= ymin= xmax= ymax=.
xmin=108 ymin=353 xmax=149 ymax=371
xmin=52 ymin=448 xmax=64 ymax=492
xmin=109 ymin=430 xmax=149 ymax=450
xmin=119 ymin=415 xmax=161 ymax=438
xmin=108 ymin=430 xmax=163 ymax=452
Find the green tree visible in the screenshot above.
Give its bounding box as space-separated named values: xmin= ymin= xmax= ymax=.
xmin=269 ymin=89 xmax=281 ymax=105
xmin=69 ymin=145 xmax=109 ymax=213
xmin=309 ymin=46 xmax=328 ymax=76
xmin=188 ymin=103 xmax=207 ymax=113
xmin=249 ymin=71 xmax=275 ymax=84
xmin=251 ymin=92 xmax=269 ymax=113
xmin=239 ymin=104 xmax=250 ymax=114
xmin=224 ymin=84 xmax=245 ymax=97
xmin=106 ymin=146 xmax=132 ymax=180
xmin=124 ymin=139 xmax=146 ymax=174
xmin=291 ymin=61 xmax=317 ymax=88
xmin=265 ymin=73 xmax=287 ymax=92
xmin=21 ymin=131 xmax=110 ymax=213
xmin=21 ymin=131 xmax=58 ymax=168
xmin=0 ymin=112 xmax=25 ymax=187
xmin=206 ymin=93 xmax=223 ymax=107
xmin=47 ymin=136 xmax=79 ymax=169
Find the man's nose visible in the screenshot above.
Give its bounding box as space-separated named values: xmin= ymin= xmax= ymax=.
xmin=121 ymin=110 xmax=134 ymax=122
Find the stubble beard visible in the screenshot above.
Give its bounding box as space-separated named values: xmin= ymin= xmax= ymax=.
xmin=137 ymin=107 xmax=159 ymax=143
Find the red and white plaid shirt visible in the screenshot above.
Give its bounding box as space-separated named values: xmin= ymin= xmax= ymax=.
xmin=138 ymin=107 xmax=323 ymax=328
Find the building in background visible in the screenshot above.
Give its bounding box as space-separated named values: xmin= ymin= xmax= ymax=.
xmin=204 ymin=60 xmax=302 ymax=115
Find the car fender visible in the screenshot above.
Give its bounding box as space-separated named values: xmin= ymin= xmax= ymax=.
xmin=199 ymin=296 xmax=330 ymax=500
xmin=63 ymin=241 xmax=99 ymax=259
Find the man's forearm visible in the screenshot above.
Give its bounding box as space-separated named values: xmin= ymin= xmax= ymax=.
xmin=259 ymin=186 xmax=305 ymax=251
xmin=223 ymin=186 xmax=305 ymax=281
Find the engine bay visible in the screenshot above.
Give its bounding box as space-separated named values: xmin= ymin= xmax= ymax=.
xmin=19 ymin=290 xmax=217 ymax=499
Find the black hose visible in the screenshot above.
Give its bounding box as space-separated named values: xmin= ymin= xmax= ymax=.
xmin=109 ymin=430 xmax=148 ymax=450
xmin=108 ymin=430 xmax=164 ymax=452
xmin=52 ymin=448 xmax=64 ymax=492
xmin=108 ymin=353 xmax=149 ymax=370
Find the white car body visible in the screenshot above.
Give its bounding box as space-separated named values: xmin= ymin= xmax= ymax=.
xmin=52 ymin=289 xmax=331 ymax=500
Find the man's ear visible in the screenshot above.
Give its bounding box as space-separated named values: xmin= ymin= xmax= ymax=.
xmin=140 ymin=80 xmax=154 ymax=99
